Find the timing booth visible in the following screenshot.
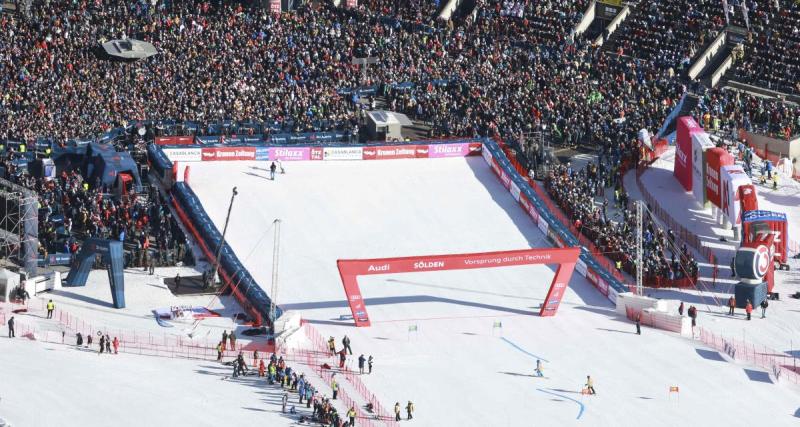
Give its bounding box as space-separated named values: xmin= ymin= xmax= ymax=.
xmin=366 ymin=110 xmax=413 ymax=141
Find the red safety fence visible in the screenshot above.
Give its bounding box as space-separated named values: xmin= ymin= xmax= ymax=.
xmin=298 ymin=321 xmax=399 ymax=426
xmin=697 ymin=327 xmax=800 ymax=385
xmin=2 ymin=301 xmax=271 ymax=361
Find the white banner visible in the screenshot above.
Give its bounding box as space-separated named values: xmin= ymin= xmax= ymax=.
xmin=163 ymin=148 xmax=202 ymax=162
xmin=537 ymin=216 xmax=549 ymax=235
xmin=323 ymin=146 xmax=363 ymax=160
xmin=482 ymin=144 xmax=493 ymax=165
xmin=509 ymin=181 xmax=521 ymax=202
xmin=575 ymin=258 xmax=588 ymax=277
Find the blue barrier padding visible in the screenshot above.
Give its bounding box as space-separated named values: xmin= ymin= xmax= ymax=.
xmin=171 ymin=182 xmax=282 ymax=324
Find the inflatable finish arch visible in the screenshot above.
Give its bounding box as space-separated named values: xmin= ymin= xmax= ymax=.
xmin=338 ymin=247 xmax=580 ymax=327
xmin=65 ymin=238 xmax=126 ymax=308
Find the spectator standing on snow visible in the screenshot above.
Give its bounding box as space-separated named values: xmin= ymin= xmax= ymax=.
xmin=347 ymin=406 xmax=356 ymax=426
xmin=270 ymin=162 xmax=277 ymax=180
xmin=728 ymin=297 xmax=736 ymax=315
xmin=688 ymin=306 xmax=697 ymax=327
xmin=229 ymin=331 xmax=236 ymax=351
xmin=216 ymin=342 xmax=224 ymax=361
xmin=105 ymin=334 xmax=112 ymax=354
xmin=76 ymin=332 xmax=83 ymax=347
xmin=358 ymin=354 xmax=366 ymax=374
xmin=745 ymin=300 xmax=753 ymax=321
xmin=338 ymin=349 xmax=347 ymax=369
xmin=586 ymin=376 xmax=596 ymax=395
xmin=99 ymin=334 xmax=105 ymax=354
xmin=395 ymin=402 xmax=401 ymax=421
xmin=328 ymin=337 xmax=336 ymax=355
xmin=175 ymin=274 xmax=181 ymax=292
xmin=635 ymin=313 xmax=641 ymax=335
xmin=222 ymin=330 xmax=228 ymax=351
xmin=7 ymin=316 xmax=14 ymax=338
xmin=282 ymin=392 xmax=289 ymax=413
xmin=87 ymin=334 xmax=93 ymax=348
xmin=331 ymin=379 xmax=339 ymax=400
xmin=342 ymin=335 xmax=352 ymax=355
xmin=112 ymin=337 xmax=119 ymax=354
xmin=46 ymin=299 xmax=55 ymax=319
xmin=760 ymin=299 xmax=769 ymax=318
xmin=406 ymin=401 xmax=414 ymax=420
xmin=678 ymin=302 xmax=684 ymax=316
xmin=236 ymin=352 xmax=247 ymax=376
xmin=368 ymin=355 xmax=374 ymax=374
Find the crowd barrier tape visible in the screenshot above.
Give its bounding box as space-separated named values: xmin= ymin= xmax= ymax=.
xmin=698 ymin=327 xmax=800 ymax=385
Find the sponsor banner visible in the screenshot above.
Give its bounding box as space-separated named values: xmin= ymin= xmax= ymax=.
xmin=691 ymin=132 xmax=714 ymax=206
xmin=269 ymin=0 xmax=281 ymax=14
xmin=468 ymin=142 xmax=482 ymax=154
xmin=323 ymin=146 xmax=363 ymax=160
xmin=270 ymin=147 xmax=311 ymax=161
xmin=310 ymin=147 xmax=324 ymax=161
xmin=575 ymin=258 xmax=588 ymax=277
xmin=481 ymin=144 xmax=493 ymax=165
xmin=720 ymin=164 xmax=751 ymax=226
xmin=674 ymin=117 xmax=702 ymax=191
xmin=607 ymin=286 xmax=619 ymax=304
xmin=509 ymin=181 xmax=521 ymax=202
xmin=163 ymin=147 xmax=202 ymax=162
xmin=428 ymin=143 xmax=474 ymax=158
xmin=155 ymin=136 xmax=195 ymax=146
xmin=201 ymin=146 xmax=256 ymax=161
xmin=597 ymin=277 xmax=609 ymax=296
xmin=586 ymin=269 xmax=598 ymax=286
xmin=537 ymin=216 xmax=549 ymax=235
xmin=499 ymin=169 xmax=511 ymax=189
xmin=519 ymin=194 xmax=539 ymax=223
xmin=491 ymin=158 xmax=502 ymax=177
xmin=362 ymin=145 xmax=420 ymax=160
xmin=415 ymin=145 xmax=429 ymax=158
xmin=705 ymin=147 xmax=734 ymax=208
xmin=255 ymin=147 xmax=269 ymax=161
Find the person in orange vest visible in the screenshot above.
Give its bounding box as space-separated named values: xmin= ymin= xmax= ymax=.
xmin=745 ymin=300 xmax=753 ymax=321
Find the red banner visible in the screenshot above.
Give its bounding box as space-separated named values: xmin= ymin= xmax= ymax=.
xmin=201 ymin=147 xmax=256 ymax=161
xmin=338 ymin=248 xmax=580 ymax=327
xmin=362 ymin=145 xmax=421 ymax=160
xmin=269 ymin=0 xmax=281 ymax=14
xmin=675 ymin=117 xmax=701 ymax=191
xmin=310 ymin=147 xmax=324 ymax=161
xmin=155 ymin=136 xmax=195 ymax=146
xmin=705 ymin=147 xmax=734 ymax=208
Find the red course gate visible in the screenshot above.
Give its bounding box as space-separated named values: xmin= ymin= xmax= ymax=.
xmin=338 ymin=247 xmax=581 ymax=327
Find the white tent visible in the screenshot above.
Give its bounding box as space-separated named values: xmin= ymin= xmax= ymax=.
xmin=0 ymin=268 xmax=20 ymax=302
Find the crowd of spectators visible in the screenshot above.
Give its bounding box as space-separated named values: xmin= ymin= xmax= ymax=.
xmin=546 ymin=159 xmax=699 ymax=286
xmin=610 ymin=0 xmax=725 ymax=71
xmin=693 ymin=87 xmax=800 ymax=140
xmin=729 ymin=1 xmax=800 ymax=95
xmin=0 ymin=147 xmax=189 ymax=269
xmin=0 ymin=0 xmax=795 ymax=284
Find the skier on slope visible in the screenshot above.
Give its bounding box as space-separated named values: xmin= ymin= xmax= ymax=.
xmin=282 ymin=392 xmax=289 ymax=413
xmin=585 ymin=376 xmax=596 ymax=395
xmin=535 ymin=360 xmax=544 ymax=377
xmin=270 ymin=162 xmax=277 ymax=180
